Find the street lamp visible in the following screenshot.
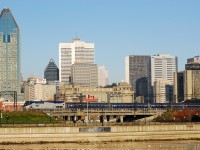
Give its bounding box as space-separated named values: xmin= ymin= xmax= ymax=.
xmin=0 ymin=110 xmax=2 ymax=127
xmin=87 ymin=98 xmax=89 ymax=123
xmin=50 ymin=109 xmax=52 ymax=123
xmin=102 ymin=108 xmax=104 ymax=126
xmin=144 ymin=107 xmax=146 ymax=124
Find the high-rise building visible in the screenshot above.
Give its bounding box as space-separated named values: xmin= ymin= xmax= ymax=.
xmin=184 ymin=70 xmax=200 ymax=100
xmin=98 ymin=66 xmax=109 ymax=87
xmin=44 ymin=59 xmax=59 ymax=82
xmin=71 ymin=61 xmax=98 ymax=87
xmin=154 ymin=79 xmax=173 ymax=103
xmin=186 ymin=55 xmax=200 ymax=70
xmin=59 ymin=38 xmax=94 ymax=83
xmin=174 ymin=58 xmax=200 ymax=102
xmin=125 ymin=55 xmax=151 ymax=103
xmin=151 ymin=54 xmax=178 ymax=86
xmin=183 ymin=59 xmax=200 ymax=100
xmin=0 ymin=8 xmax=23 ymax=101
xmin=173 ymin=71 xmax=184 ymax=103
xmin=151 ymin=54 xmax=177 ymax=103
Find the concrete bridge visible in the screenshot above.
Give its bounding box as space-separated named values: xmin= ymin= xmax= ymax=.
xmin=44 ymin=108 xmax=166 ymax=123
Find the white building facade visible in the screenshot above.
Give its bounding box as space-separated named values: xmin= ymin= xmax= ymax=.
xmin=24 ymin=77 xmax=56 ymax=100
xmin=154 ymin=79 xmax=173 ymax=103
xmin=151 ymin=54 xmax=178 ymax=86
xmin=98 ymin=66 xmax=109 ymax=87
xmin=151 ymin=54 xmax=178 ymax=103
xmin=59 ymin=38 xmax=94 ymax=83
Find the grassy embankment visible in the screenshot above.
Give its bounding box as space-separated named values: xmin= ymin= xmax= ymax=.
xmin=0 ymin=111 xmax=59 ymax=124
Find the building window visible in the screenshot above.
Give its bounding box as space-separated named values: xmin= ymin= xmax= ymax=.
xmin=3 ymin=34 xmax=10 ymax=43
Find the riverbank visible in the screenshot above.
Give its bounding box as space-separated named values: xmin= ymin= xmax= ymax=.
xmin=1 ymin=141 xmax=200 ymax=150
xmin=0 ymin=124 xmax=200 ymax=144
xmin=1 ymin=131 xmax=200 ymax=144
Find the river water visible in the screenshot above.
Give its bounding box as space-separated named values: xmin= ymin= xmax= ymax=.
xmin=0 ymin=141 xmax=199 ymax=150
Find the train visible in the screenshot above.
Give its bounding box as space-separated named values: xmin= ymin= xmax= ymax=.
xmin=65 ymin=102 xmax=200 ymax=110
xmin=23 ymin=100 xmax=65 ymax=109
xmin=23 ymin=100 xmax=200 ymax=110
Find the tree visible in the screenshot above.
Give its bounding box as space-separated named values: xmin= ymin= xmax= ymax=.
xmin=104 ymin=83 xmax=117 ymax=88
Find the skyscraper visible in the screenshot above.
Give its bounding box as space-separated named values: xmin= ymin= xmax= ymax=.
xmin=59 ymin=38 xmax=94 ymax=83
xmin=125 ymin=55 xmax=151 ymax=103
xmin=183 ymin=70 xmax=200 ymax=100
xmin=151 ymin=54 xmax=178 ymax=86
xmin=0 ymin=8 xmax=23 ymax=101
xmin=186 ymin=55 xmax=200 ymax=70
xmin=151 ymin=54 xmax=177 ymax=103
xmin=182 ymin=58 xmax=200 ymax=101
xmin=44 ymin=59 xmax=59 ymax=82
xmin=173 ymin=71 xmax=184 ymax=103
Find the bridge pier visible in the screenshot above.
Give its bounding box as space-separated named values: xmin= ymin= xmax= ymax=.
xmin=120 ymin=116 xmax=124 ymax=123
xmin=68 ymin=116 xmax=71 ymax=121
xmin=100 ymin=115 xmax=107 ymax=124
xmin=84 ymin=115 xmax=89 ymax=123
xmin=109 ymin=115 xmax=116 ymax=123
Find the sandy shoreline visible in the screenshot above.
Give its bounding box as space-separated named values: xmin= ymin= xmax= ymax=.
xmin=0 ymin=130 xmax=200 ymax=144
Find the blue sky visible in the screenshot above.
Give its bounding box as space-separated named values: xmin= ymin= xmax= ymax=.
xmin=0 ymin=0 xmax=200 ymax=83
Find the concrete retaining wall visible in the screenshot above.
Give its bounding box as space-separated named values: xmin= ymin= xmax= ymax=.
xmin=0 ymin=124 xmax=200 ymax=134
xmin=0 ymin=127 xmax=79 ymax=134
xmin=0 ymin=124 xmax=200 ymax=143
xmin=111 ymin=124 xmax=200 ymax=132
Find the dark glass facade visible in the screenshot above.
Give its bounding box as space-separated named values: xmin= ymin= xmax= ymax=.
xmin=44 ymin=59 xmax=59 ymax=82
xmin=127 ymin=55 xmax=152 ymax=103
xmin=176 ymin=72 xmax=184 ymax=103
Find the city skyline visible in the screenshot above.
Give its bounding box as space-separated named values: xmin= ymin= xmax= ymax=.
xmin=0 ymin=1 xmax=200 ymax=83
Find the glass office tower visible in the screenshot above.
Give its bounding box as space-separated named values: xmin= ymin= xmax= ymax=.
xmin=125 ymin=55 xmax=151 ymax=103
xmin=44 ymin=59 xmax=59 ymax=82
xmin=0 ymin=8 xmax=22 ymax=101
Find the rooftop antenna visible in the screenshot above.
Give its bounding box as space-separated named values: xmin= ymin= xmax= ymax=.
xmin=74 ymin=32 xmax=80 ymax=41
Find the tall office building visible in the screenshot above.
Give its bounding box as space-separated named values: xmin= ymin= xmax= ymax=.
xmin=174 ymin=59 xmax=200 ymax=102
xmin=151 ymin=54 xmax=177 ymax=103
xmin=98 ymin=66 xmax=109 ymax=87
xmin=0 ymin=8 xmax=23 ymax=101
xmin=71 ymin=61 xmax=98 ymax=87
xmin=59 ymin=38 xmax=94 ymax=83
xmin=185 ymin=62 xmax=200 ymax=70
xmin=151 ymin=54 xmax=178 ymax=86
xmin=154 ymin=79 xmax=173 ymax=103
xmin=44 ymin=59 xmax=59 ymax=82
xmin=173 ymin=71 xmax=184 ymax=103
xmin=183 ymin=60 xmax=200 ymax=100
xmin=184 ymin=70 xmax=200 ymax=100
xmin=125 ymin=55 xmax=151 ymax=103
